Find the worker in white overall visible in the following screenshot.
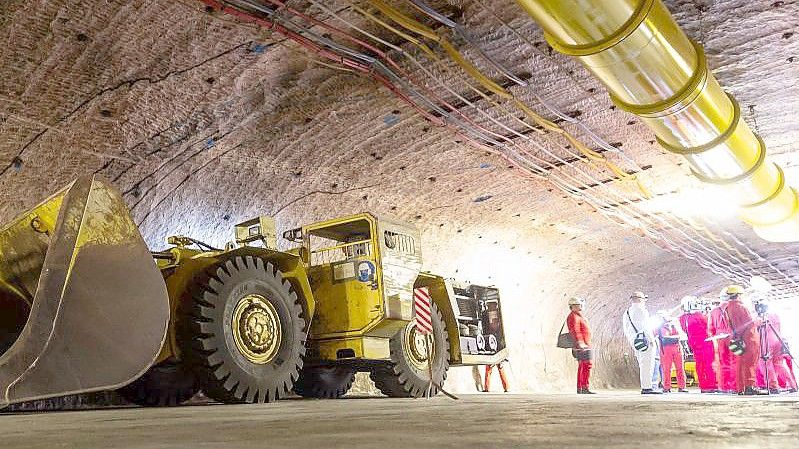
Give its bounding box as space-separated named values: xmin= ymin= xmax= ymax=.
xmin=623 ymin=291 xmax=662 ymax=394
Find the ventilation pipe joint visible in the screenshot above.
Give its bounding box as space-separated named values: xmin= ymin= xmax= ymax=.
xmin=516 ymin=0 xmax=799 ymax=242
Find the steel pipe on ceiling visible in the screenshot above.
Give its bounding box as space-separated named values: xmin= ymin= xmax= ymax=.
xmin=515 ymin=0 xmax=799 ymax=242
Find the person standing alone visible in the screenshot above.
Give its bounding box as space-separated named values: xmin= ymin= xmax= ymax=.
xmin=623 ymin=291 xmax=661 ymax=394
xmin=567 ymin=297 xmax=594 ymax=394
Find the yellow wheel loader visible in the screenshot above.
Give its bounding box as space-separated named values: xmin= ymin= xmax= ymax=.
xmin=0 ymin=177 xmax=507 ymax=407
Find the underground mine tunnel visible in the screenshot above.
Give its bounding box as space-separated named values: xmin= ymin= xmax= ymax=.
xmin=1 ymin=0 xmax=799 ymax=447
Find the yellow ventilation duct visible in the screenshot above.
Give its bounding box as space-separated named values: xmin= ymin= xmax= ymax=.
xmin=516 ymin=0 xmax=799 ymax=242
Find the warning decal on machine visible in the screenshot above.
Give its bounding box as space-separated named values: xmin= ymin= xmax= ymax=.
xmin=332 ymin=262 xmax=356 ymax=281
xmin=413 ymin=287 xmax=433 ymax=334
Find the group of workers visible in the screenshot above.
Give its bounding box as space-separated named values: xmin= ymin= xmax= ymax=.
xmin=565 ymin=285 xmax=797 ymax=395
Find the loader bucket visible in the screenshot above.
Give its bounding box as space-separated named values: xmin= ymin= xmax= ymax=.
xmin=0 ymin=177 xmax=169 ymax=407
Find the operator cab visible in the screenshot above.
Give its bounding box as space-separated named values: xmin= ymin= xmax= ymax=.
xmin=305 ymin=218 xmax=374 ymax=269
xmin=284 ymin=213 xmax=421 ymax=361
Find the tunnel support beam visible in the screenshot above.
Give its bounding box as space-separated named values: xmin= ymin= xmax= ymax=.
xmin=515 ymin=0 xmax=799 ymax=242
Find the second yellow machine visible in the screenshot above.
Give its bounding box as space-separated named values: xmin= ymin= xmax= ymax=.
xmin=0 ymin=177 xmax=506 ymax=406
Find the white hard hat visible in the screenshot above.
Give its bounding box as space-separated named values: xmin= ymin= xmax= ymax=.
xmin=750 ymin=276 xmax=773 ymax=293
xmin=568 ymin=297 xmax=585 ymax=307
xmin=694 ymin=298 xmax=708 ymax=311
xmin=681 ymin=296 xmax=696 ymax=312
xmin=631 ymin=291 xmax=648 ymax=301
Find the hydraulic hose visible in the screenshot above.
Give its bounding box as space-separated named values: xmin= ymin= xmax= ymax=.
xmin=515 ymin=0 xmax=799 ymax=242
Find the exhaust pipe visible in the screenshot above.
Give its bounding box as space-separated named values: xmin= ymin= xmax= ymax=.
xmin=515 ymin=0 xmax=799 ymax=242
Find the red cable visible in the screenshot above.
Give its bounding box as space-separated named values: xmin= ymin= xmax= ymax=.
xmin=198 ymin=1 xmax=535 ymax=178
xmin=261 ymin=1 xmax=540 ymax=176
xmin=199 ymin=0 xmax=443 ymax=124
xmin=261 ymin=0 xmax=511 ymax=143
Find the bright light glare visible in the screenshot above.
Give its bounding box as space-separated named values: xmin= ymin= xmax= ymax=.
xmin=647 ymin=314 xmax=665 ymax=333
xmin=750 ymin=275 xmax=773 ymax=293
xmin=772 ymin=299 xmax=798 ymax=350
xmin=691 ymin=146 xmax=749 ymax=179
xmin=646 ymin=185 xmax=739 ymax=219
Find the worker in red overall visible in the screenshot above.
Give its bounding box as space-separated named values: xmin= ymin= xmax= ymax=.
xmin=778 ymin=354 xmax=798 ymax=392
xmin=679 ymin=296 xmax=718 ymax=393
xmin=483 ymin=360 xmax=509 ymax=392
xmin=658 ymin=315 xmax=687 ymax=393
xmin=567 ymin=297 xmax=594 ymax=394
xmin=724 ymin=285 xmax=765 ymax=395
xmin=755 ymin=312 xmax=796 ymax=393
xmin=708 ymin=296 xmax=736 ymax=393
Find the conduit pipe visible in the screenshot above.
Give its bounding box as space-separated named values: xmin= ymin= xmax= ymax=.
xmin=515 ymin=0 xmax=799 ymax=242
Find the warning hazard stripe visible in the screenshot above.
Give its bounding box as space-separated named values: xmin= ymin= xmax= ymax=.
xmin=415 ymin=307 xmax=431 ymax=321
xmin=415 ymin=317 xmax=433 ymax=334
xmin=413 ymin=287 xmax=433 ymax=334
xmin=414 ymin=288 xmax=431 ymax=300
xmin=416 ymin=312 xmax=432 ymax=326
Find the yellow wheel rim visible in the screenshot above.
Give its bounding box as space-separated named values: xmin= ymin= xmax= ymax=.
xmin=403 ymin=322 xmax=433 ymax=371
xmin=231 ymin=294 xmax=281 ymax=364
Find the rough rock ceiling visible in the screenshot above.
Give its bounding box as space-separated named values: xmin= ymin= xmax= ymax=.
xmin=0 ymin=0 xmax=798 ymax=390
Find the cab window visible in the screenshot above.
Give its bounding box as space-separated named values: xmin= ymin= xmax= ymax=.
xmin=308 ymin=219 xmax=372 ymax=266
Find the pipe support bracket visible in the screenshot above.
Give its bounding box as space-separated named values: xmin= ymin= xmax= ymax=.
xmin=544 ymin=0 xmax=656 ymax=57
xmin=656 ymin=93 xmax=740 ymax=155
xmin=689 ymin=134 xmax=766 ymax=185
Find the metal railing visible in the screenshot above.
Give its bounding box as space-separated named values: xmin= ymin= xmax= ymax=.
xmin=310 ymin=239 xmax=373 ymax=266
xmin=384 ymin=231 xmax=416 ymax=255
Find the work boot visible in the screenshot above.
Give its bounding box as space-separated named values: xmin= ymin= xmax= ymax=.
xmin=769 ymin=388 xmax=781 ymax=395
xmin=742 ymin=387 xmax=768 ymax=396
xmin=579 ymin=389 xmax=596 ymax=395
xmin=678 ymin=389 xmax=689 ymax=393
xmin=788 ymin=388 xmax=797 ymax=394
xmin=641 ymin=389 xmax=662 ymax=395
xmin=662 ymin=389 xmax=671 ymax=393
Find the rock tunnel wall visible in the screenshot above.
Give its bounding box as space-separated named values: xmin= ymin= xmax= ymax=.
xmin=1 ymin=0 xmax=796 ymax=394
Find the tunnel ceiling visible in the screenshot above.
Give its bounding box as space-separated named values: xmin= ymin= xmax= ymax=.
xmin=1 ymin=0 xmax=799 ymax=307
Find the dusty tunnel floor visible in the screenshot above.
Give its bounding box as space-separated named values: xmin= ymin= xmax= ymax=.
xmin=2 ymin=393 xmax=798 ymax=448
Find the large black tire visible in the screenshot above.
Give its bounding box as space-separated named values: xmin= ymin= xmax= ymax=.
xmin=370 ymin=302 xmax=449 ymax=398
xmin=178 ymin=256 xmax=306 ymax=403
xmin=117 ymin=361 xmax=198 ymax=407
xmin=293 ymin=366 xmax=356 ymax=399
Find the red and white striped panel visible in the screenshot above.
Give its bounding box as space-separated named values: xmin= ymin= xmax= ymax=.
xmin=413 ymin=287 xmax=433 ymax=335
